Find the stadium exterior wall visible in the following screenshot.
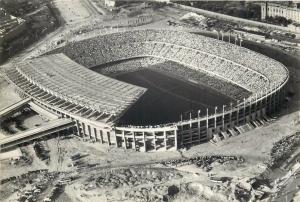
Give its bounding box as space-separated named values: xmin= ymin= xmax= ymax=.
xmin=114 ymin=79 xmax=288 ymax=151
xmin=9 ymin=74 xmax=288 ymax=152
xmin=7 ymin=83 xmax=118 ymax=146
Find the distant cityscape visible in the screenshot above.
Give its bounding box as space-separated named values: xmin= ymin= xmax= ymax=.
xmin=261 ymin=1 xmax=300 ymax=23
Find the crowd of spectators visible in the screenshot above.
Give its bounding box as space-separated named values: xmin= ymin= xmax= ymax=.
xmin=118 ymin=122 xmax=176 ymax=129
xmin=148 ymin=59 xmax=250 ymax=100
xmin=96 ymin=58 xmax=146 ymax=75
xmin=147 ymin=42 xmax=269 ymax=93
xmin=48 ymin=29 xmax=287 ymax=100
xmin=97 ymin=56 xmax=249 ymax=100
xmin=45 ymin=29 xmax=288 ymax=116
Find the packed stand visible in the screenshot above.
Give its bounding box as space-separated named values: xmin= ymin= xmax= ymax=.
xmin=47 ymin=29 xmax=288 ymax=100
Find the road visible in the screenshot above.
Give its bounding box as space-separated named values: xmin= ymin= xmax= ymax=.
xmin=0 ymin=118 xmax=74 ymax=151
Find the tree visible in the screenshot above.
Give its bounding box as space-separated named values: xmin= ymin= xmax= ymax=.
xmin=266 ymin=16 xmax=293 ymax=27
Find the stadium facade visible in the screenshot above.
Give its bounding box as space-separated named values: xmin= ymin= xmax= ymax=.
xmin=4 ymin=29 xmax=289 ymax=152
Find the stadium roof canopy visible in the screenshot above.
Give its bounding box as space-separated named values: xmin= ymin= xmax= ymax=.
xmin=12 ymin=54 xmax=146 ymax=119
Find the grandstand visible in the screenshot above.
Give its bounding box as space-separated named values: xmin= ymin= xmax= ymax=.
xmin=5 ymin=54 xmax=146 ymax=122
xmin=4 ymin=29 xmax=289 ymax=152
xmin=48 ymin=30 xmax=288 ymax=99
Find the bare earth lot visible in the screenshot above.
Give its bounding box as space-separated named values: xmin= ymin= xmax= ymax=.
xmin=0 ymin=109 xmax=299 ymax=201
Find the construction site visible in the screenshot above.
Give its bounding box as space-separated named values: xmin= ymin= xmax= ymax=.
xmin=0 ymin=1 xmax=300 ymax=202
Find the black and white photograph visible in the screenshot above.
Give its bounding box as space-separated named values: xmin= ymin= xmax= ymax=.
xmin=0 ymin=0 xmax=299 ymax=201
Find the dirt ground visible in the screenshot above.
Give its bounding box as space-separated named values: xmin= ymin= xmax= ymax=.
xmin=2 ymin=110 xmax=298 ymax=175
xmin=1 ymin=108 xmax=299 ymax=201
xmin=0 ymin=78 xmax=20 ymax=111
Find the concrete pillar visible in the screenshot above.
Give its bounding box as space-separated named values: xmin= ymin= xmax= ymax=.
xmin=99 ymin=130 xmax=103 ymax=143
xmin=132 ymin=132 xmax=136 ymax=150
xmin=122 ymin=131 xmax=127 ymax=149
xmin=254 ymin=93 xmax=258 ymax=119
xmin=164 ymin=131 xmax=167 ymax=151
xmin=94 ymin=128 xmax=98 ymax=141
xmin=261 ymin=90 xmax=265 ymax=117
xmin=143 ymin=132 xmax=146 ymax=152
xmin=214 ymin=106 xmax=217 ymax=129
xmin=229 ymin=102 xmax=233 ymax=127
xmin=153 ymin=132 xmax=156 ymax=150
xmin=87 ymin=125 xmax=92 ymax=139
xmin=114 ymin=130 xmax=118 ymax=147
xmin=71 ymin=126 xmax=76 ymax=136
xmin=243 ymin=98 xmax=246 ymax=124
xmin=249 ymin=98 xmax=252 ymax=121
xmin=180 ymin=114 xmax=183 ymax=146
xmin=206 ymin=108 xmax=209 ymax=136
xmin=236 ymin=100 xmax=240 ymax=125
xmin=274 ymin=89 xmax=277 ymax=113
xmin=82 ymin=123 xmax=86 ymax=137
xmin=174 ymin=130 xmax=178 ymax=150
xmin=107 ymin=132 xmax=111 ymax=145
xmin=76 ymin=120 xmax=82 ymax=137
xmin=277 ymin=88 xmax=281 ymax=111
xmin=198 ymin=110 xmax=201 ymax=142
xmin=271 ymin=90 xmax=274 ymax=114
xmin=222 ymin=105 xmax=225 ymax=130
xmin=269 ymin=92 xmax=272 ymax=114
xmin=189 ymin=112 xmax=192 ymax=142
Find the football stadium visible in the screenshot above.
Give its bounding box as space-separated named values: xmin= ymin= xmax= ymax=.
xmin=4 ymin=29 xmax=289 ymax=152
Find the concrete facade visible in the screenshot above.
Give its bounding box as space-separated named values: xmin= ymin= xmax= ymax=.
xmin=114 ymin=84 xmax=286 ymax=151
xmin=8 ymin=76 xmax=287 ymax=152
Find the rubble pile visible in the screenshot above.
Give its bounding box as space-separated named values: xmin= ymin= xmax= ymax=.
xmin=96 ymin=168 xmax=182 ymax=189
xmin=267 ymin=133 xmax=300 ymax=168
xmin=0 ymin=170 xmax=60 ymax=202
xmin=0 ymin=169 xmax=77 ymax=202
xmin=0 ymin=169 xmax=48 ymax=185
xmin=232 ymin=177 xmax=268 ymax=201
xmin=17 ymin=172 xmax=60 ymax=202
xmin=162 ymin=155 xmax=244 ymax=171
xmin=125 ymin=184 xmax=179 ymax=202
xmin=42 ymin=181 xmax=65 ymax=202
xmin=233 ymin=185 xmax=252 ymax=202
xmin=187 ymin=177 xmax=267 ymax=202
